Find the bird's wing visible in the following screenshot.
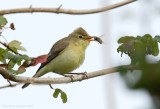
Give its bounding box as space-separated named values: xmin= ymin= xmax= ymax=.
xmin=36 ymin=37 xmax=69 ymax=73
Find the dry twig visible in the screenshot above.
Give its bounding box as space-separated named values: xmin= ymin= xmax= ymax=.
xmin=0 ymin=0 xmax=137 ymax=15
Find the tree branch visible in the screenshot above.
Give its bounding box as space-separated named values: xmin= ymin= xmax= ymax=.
xmin=0 ymin=65 xmax=140 ymax=85
xmin=0 ymin=0 xmax=137 ymax=15
xmin=0 ymin=83 xmax=20 ymax=89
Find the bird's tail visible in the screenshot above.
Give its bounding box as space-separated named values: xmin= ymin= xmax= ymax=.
xmin=22 ymin=67 xmax=47 ymax=89
xmin=22 ymin=83 xmax=30 ymax=89
xmin=22 ymin=74 xmax=37 ymax=89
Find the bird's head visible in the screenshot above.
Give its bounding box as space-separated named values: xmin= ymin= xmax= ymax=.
xmin=68 ymin=27 xmax=102 ymax=49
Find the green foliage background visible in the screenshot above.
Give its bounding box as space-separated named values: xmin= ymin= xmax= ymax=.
xmin=118 ymin=34 xmax=160 ymax=108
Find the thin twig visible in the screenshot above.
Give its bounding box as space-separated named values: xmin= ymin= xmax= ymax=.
xmin=49 ymin=84 xmax=54 ymax=89
xmin=56 ymin=4 xmax=63 ymax=14
xmin=1 ymin=35 xmax=8 ymax=43
xmin=7 ymin=79 xmax=12 ymax=86
xmin=0 ymin=83 xmax=21 ymax=89
xmin=0 ymin=41 xmax=22 ymax=56
xmin=0 ymin=0 xmax=137 ymax=15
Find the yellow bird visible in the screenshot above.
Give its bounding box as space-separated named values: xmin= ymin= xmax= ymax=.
xmin=22 ymin=27 xmax=102 ymax=88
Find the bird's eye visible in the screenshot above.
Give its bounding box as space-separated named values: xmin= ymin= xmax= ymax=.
xmin=79 ymin=35 xmax=83 ymax=38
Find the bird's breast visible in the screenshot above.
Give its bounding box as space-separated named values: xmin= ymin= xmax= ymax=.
xmin=48 ymin=44 xmax=85 ymax=74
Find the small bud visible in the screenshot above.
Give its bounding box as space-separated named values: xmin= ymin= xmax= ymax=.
xmin=10 ymin=23 xmax=15 ymax=30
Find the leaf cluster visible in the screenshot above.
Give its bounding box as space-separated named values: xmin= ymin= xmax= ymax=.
xmin=118 ymin=34 xmax=160 ymax=104
xmin=0 ymin=46 xmax=30 ymax=74
xmin=0 ymin=16 xmax=30 ymax=74
xmin=117 ymin=34 xmax=160 ymax=64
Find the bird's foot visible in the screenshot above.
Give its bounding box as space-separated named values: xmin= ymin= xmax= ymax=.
xmin=68 ymin=72 xmax=88 ymax=79
xmin=63 ymin=74 xmax=74 ymax=82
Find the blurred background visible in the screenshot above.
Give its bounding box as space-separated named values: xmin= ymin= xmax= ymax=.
xmin=0 ymin=0 xmax=160 ymax=109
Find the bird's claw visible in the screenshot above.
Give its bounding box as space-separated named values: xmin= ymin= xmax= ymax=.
xmin=64 ymin=74 xmax=74 ymax=82
xmin=82 ymin=71 xmax=88 ymax=79
xmin=68 ymin=72 xmax=88 ymax=80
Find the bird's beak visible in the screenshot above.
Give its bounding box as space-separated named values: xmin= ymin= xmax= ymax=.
xmin=88 ymin=37 xmax=95 ymax=41
xmin=87 ymin=36 xmax=103 ymax=44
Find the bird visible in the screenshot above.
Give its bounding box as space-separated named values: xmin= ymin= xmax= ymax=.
xmin=22 ymin=27 xmax=102 ymax=88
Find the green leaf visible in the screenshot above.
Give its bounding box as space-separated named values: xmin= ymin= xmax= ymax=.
xmin=143 ymin=34 xmax=152 ymax=39
xmin=13 ymin=55 xmax=23 ymax=65
xmin=53 ymin=88 xmax=68 ymax=103
xmin=21 ymin=54 xmax=30 ymax=61
xmin=152 ymin=40 xmax=159 ymax=56
xmin=117 ymin=36 xmax=134 ymax=44
xmin=0 ymin=48 xmax=7 ymax=63
xmin=53 ymin=88 xmax=61 ymax=98
xmin=8 ymin=60 xmax=16 ymax=68
xmin=8 ymin=40 xmax=26 ymax=51
xmin=154 ymin=35 xmax=160 ymax=43
xmin=0 ymin=16 xmax=8 ymax=29
xmin=2 ymin=51 xmax=14 ymax=60
xmin=61 ymin=91 xmax=67 ymax=103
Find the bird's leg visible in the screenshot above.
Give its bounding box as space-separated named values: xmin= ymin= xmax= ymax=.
xmin=68 ymin=72 xmax=88 ymax=79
